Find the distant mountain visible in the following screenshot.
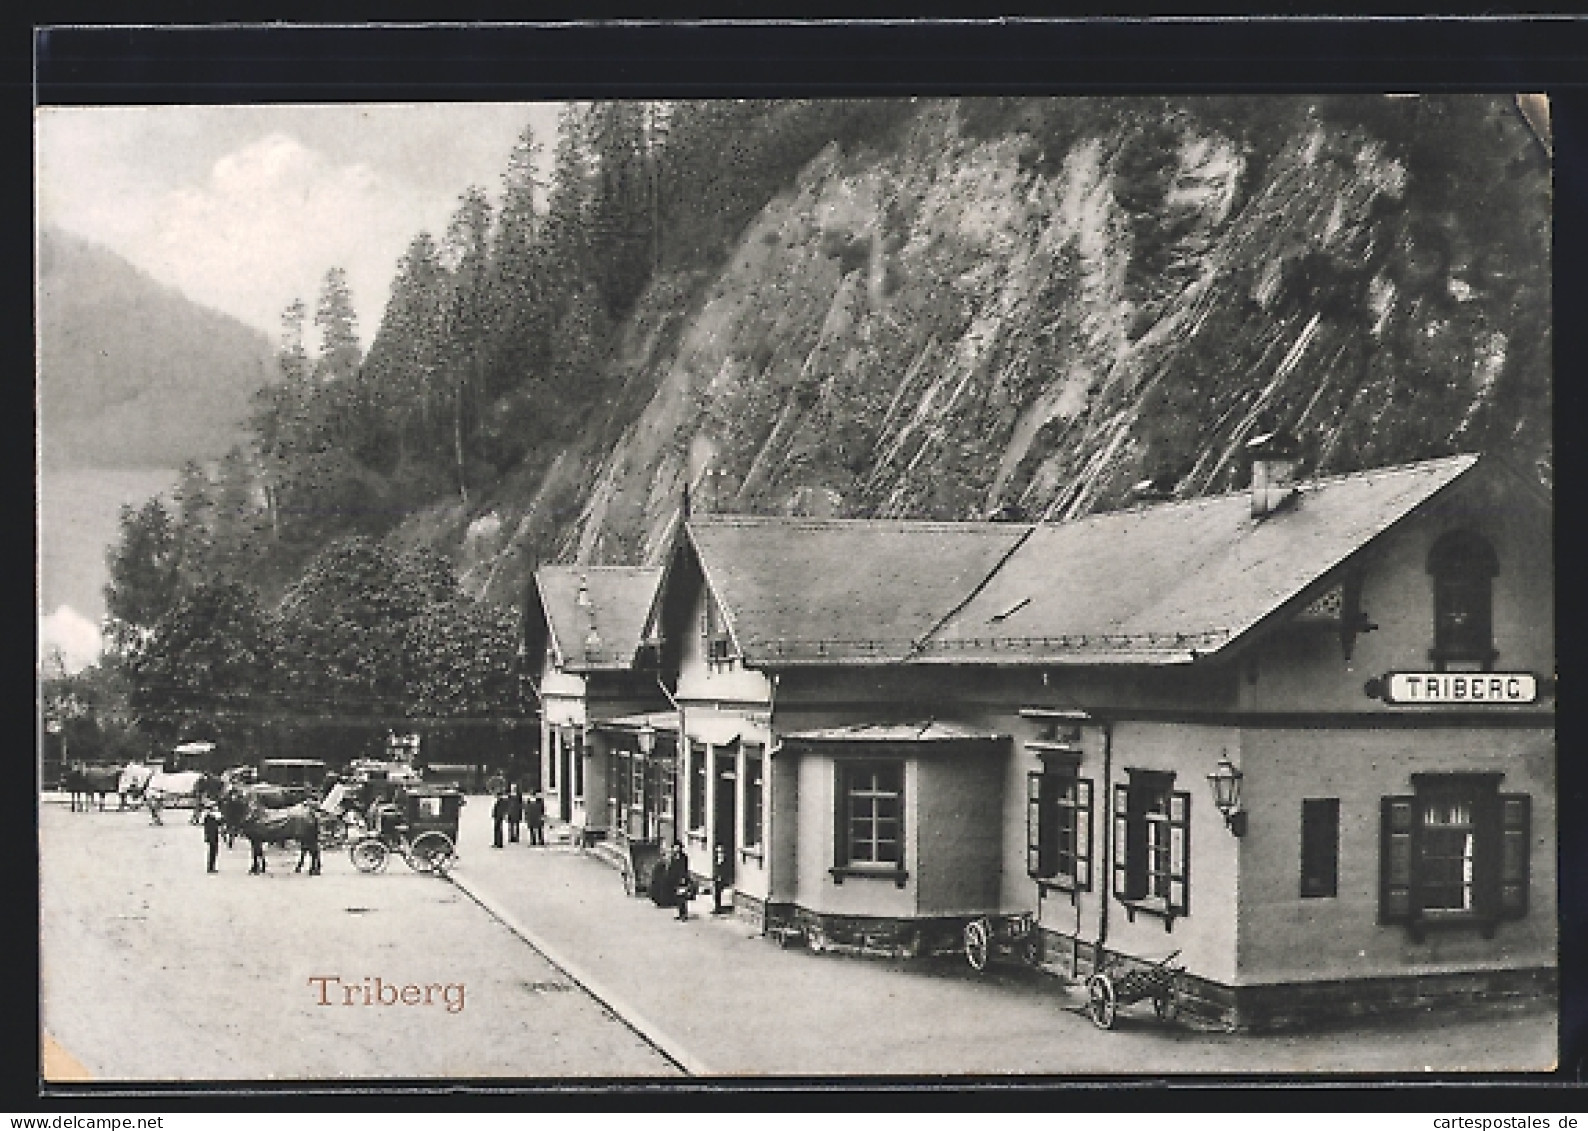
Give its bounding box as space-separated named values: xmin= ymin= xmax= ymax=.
xmin=37 ymin=226 xmax=275 ymax=470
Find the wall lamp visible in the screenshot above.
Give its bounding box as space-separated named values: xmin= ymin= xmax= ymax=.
xmin=1206 ymin=755 xmax=1247 ymax=837
xmin=637 ymin=722 xmax=656 ymax=756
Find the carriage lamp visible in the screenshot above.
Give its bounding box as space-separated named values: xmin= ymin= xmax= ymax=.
xmin=1206 ymin=755 xmax=1247 ymax=836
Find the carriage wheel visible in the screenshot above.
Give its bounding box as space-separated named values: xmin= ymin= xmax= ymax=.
xmin=1086 ymin=973 xmax=1118 ymax=1030
xmin=963 ymin=917 xmax=992 ymax=972
xmin=410 ymin=832 xmax=456 ymax=876
xmin=350 ymin=838 xmax=390 ymax=874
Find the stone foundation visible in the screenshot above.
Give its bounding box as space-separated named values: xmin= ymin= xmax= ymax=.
xmin=1035 ymin=926 xmax=1555 ymax=1032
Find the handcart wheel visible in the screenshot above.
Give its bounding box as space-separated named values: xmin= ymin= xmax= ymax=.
xmin=350 ymin=837 xmax=390 ymax=874
xmin=410 ymin=832 xmax=455 ymax=875
xmin=1086 ymin=973 xmax=1118 ymax=1030
xmin=963 ymin=917 xmax=991 ymax=972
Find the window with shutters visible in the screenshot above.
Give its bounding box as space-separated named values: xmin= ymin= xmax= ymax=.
xmin=1113 ymin=770 xmax=1190 ymax=925
xmin=1380 ymin=773 xmax=1529 ymax=940
xmin=1027 ymin=766 xmax=1092 ymax=892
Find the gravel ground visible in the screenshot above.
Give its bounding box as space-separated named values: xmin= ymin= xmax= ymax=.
xmin=38 ymin=797 xmax=678 ymax=1082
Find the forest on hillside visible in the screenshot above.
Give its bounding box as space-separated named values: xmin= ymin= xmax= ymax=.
xmin=49 ymin=94 xmax=1550 ymax=768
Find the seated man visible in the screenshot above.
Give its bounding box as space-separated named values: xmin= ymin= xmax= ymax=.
xmin=653 ymin=842 xmax=696 ymax=921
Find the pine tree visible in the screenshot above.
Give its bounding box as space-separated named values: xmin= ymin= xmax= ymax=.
xmin=439 ymin=187 xmax=495 ymax=506
xmin=587 ymin=100 xmax=656 ymax=318
xmin=362 ymin=231 xmax=449 ymax=472
xmin=314 ymin=266 xmax=362 ymax=385
xmin=485 ymin=121 xmax=554 ymax=405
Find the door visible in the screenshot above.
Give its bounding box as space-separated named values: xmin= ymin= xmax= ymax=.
xmin=714 ymin=750 xmax=737 ymax=886
xmin=559 ymin=738 xmax=573 ymax=822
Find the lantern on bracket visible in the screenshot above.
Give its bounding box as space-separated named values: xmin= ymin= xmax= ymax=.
xmin=1206 ymin=755 xmax=1247 ymax=837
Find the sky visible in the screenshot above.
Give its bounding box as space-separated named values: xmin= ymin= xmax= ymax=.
xmin=36 ymin=103 xmax=564 ymax=672
xmin=36 ymin=102 xmax=563 ymax=349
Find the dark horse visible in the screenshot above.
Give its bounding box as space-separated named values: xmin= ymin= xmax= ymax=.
xmin=64 ymin=763 xmax=119 ymax=811
xmin=220 ymin=791 xmax=321 ymax=875
xmin=221 ymin=782 xmax=299 ymax=847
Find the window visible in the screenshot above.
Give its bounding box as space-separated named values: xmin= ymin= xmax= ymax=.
xmin=1300 ymin=798 xmax=1340 ymax=898
xmin=1381 ymin=774 xmax=1530 ymax=938
xmin=743 ymin=744 xmax=765 ymax=849
xmin=1112 ymin=771 xmax=1190 ymax=921
xmin=688 ymin=742 xmax=707 ymax=832
xmin=835 ymin=761 xmax=904 ymax=875
xmin=1027 ymin=764 xmax=1093 ymax=891
xmin=700 ymin=595 xmax=735 ymax=665
xmin=1427 ymin=530 xmax=1499 ymax=671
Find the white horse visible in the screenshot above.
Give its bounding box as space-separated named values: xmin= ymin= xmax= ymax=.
xmin=116 ymin=763 xmax=157 ymax=809
xmin=144 ymin=770 xmax=206 ymax=822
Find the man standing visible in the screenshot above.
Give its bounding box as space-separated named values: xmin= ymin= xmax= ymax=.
xmin=506 ymin=784 xmax=524 ymax=843
xmin=526 ymin=791 xmax=545 ymax=846
xmin=146 ymin=785 xmax=164 ymax=826
xmin=202 ymin=802 xmax=222 ymax=872
xmin=662 ymin=842 xmax=695 ymax=921
xmin=491 ymin=789 xmax=509 ymax=849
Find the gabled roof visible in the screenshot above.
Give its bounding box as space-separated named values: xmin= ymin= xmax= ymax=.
xmin=922 ymin=454 xmax=1483 ymax=665
xmin=684 ymin=516 xmax=1030 ymax=665
xmin=535 ymin=566 xmax=663 ymax=673
xmin=782 ymin=721 xmax=1008 ymax=743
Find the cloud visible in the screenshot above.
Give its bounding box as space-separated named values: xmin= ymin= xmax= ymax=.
xmin=40 ymin=605 xmax=102 ymax=674
xmin=38 ymin=105 xmax=559 ymax=350
xmin=135 ymin=133 xmax=418 ymax=345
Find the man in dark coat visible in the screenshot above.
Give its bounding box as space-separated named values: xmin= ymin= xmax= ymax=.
xmin=506 ymin=784 xmax=524 ymax=843
xmin=661 ymin=841 xmax=695 ymax=921
xmin=202 ymin=803 xmax=222 ymax=873
xmin=491 ymin=790 xmax=509 ymax=848
xmin=526 ymin=792 xmax=546 ymax=846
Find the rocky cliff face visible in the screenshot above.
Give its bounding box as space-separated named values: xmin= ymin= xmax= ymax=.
xmin=446 ymin=96 xmax=1549 ymax=607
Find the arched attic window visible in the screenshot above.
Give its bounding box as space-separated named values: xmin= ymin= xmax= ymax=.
xmin=1426 ymin=530 xmax=1499 ymax=671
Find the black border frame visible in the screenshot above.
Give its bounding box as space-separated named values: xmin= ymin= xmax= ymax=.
xmin=18 ymin=13 xmax=1587 ymax=1110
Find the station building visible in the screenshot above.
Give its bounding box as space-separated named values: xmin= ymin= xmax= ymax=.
xmin=523 ymin=566 xmax=666 ymax=841
xmin=634 ymin=450 xmax=1554 ymax=1030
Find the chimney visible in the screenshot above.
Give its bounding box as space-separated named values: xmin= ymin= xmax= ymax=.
xmin=1246 ymin=430 xmax=1300 ymax=519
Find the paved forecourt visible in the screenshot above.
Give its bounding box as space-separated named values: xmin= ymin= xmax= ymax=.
xmin=451 ymin=799 xmax=1559 ymax=1077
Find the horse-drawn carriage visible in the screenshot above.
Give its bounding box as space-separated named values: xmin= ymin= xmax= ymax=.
xmin=349 ymin=785 xmax=464 ymax=877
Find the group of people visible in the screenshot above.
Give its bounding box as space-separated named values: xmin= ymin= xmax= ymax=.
xmin=490 ymin=784 xmax=546 ymax=848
